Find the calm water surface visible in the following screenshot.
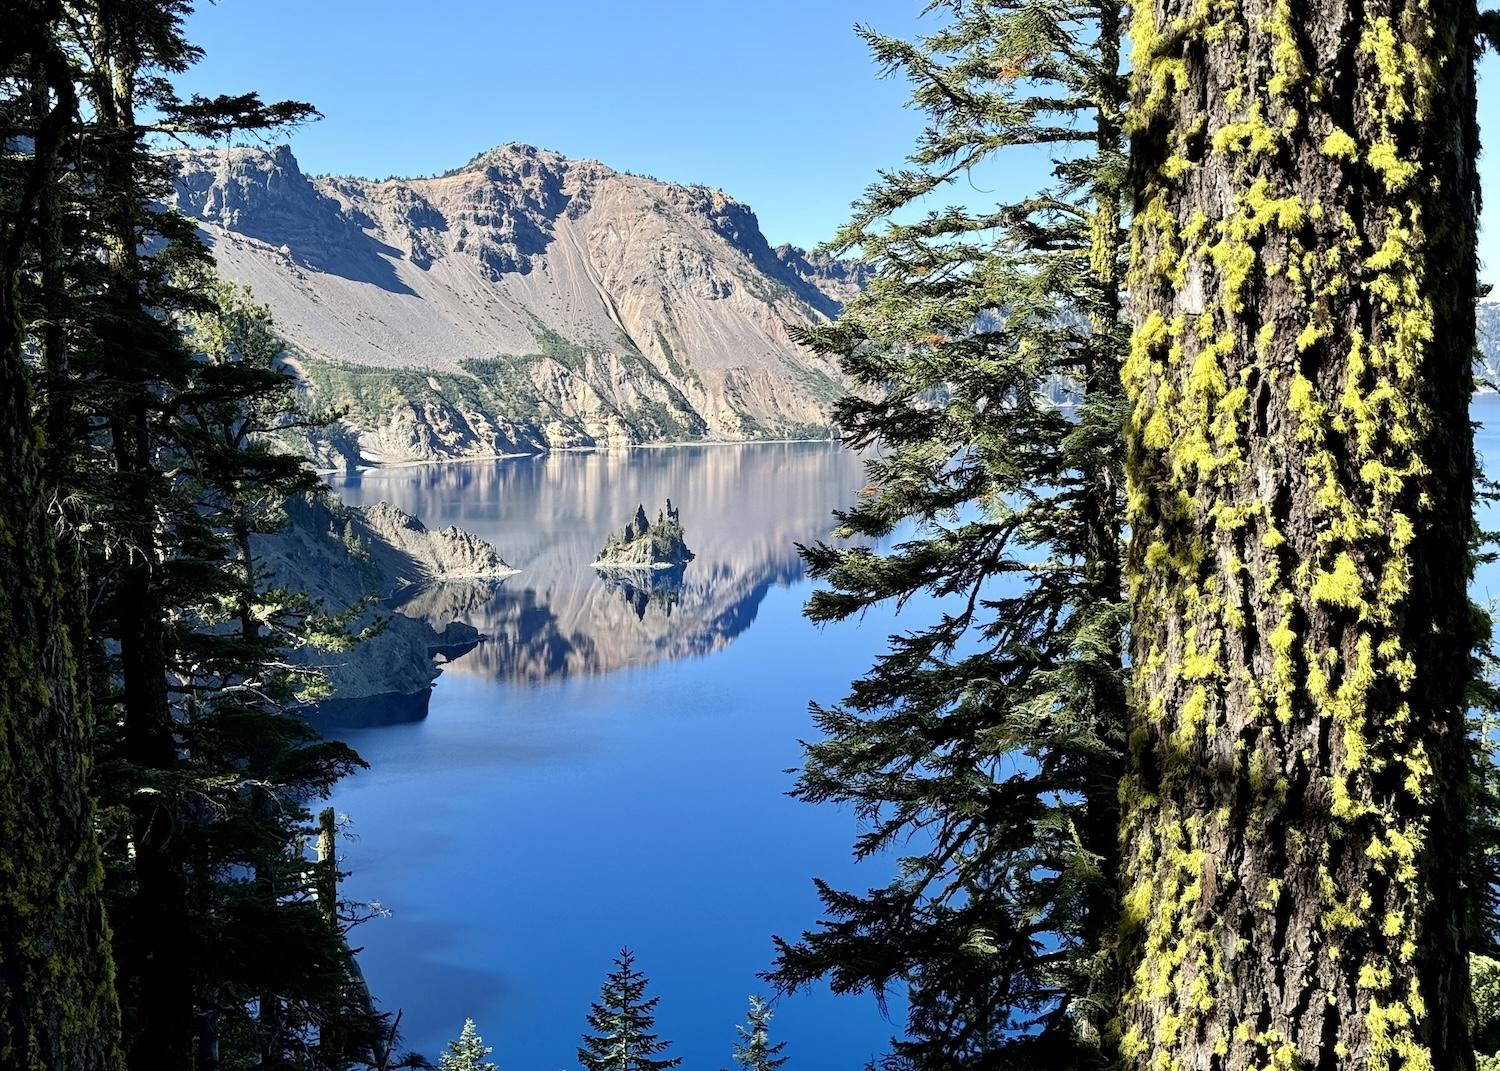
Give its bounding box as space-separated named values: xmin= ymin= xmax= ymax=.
xmin=325 ymin=443 xmax=910 ymax=1069
xmin=328 ymin=404 xmax=1500 ymax=1069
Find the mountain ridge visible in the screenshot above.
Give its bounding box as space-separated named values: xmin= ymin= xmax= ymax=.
xmin=169 ymin=142 xmax=863 ymax=464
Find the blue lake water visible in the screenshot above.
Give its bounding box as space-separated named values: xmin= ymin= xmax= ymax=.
xmin=325 ymin=400 xmax=1500 ymax=1069
xmin=325 ymin=443 xmax=909 ymax=1069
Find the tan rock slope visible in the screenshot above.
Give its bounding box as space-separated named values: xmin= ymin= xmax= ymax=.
xmin=169 ymin=143 xmax=863 ymax=463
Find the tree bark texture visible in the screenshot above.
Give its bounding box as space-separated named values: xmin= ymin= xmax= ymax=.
xmin=0 ymin=288 xmax=123 ymax=1071
xmin=1119 ymin=0 xmax=1480 ymax=1068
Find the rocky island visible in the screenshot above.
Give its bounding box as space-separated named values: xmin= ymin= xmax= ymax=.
xmin=594 ymin=500 xmax=694 ymax=569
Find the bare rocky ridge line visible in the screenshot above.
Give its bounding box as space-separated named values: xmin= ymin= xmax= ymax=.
xmin=168 ymin=143 xmax=865 ymax=465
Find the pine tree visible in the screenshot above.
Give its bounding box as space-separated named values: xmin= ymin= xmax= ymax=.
xmin=768 ymin=1 xmax=1130 ymax=1065
xmin=1118 ymin=0 xmax=1481 ymax=1065
xmin=46 ymin=7 xmax=317 ymax=1064
xmin=577 ymin=949 xmax=682 ymax=1071
xmin=157 ymin=273 xmax=377 ymax=1066
xmin=439 ymin=1019 xmax=498 ymax=1071
xmin=0 ymin=5 xmax=398 ymax=1069
xmin=726 ymin=996 xmax=787 ymax=1071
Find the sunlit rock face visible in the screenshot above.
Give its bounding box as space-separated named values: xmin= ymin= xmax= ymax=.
xmin=252 ymin=495 xmax=516 ymax=703
xmin=168 ymin=144 xmax=864 ymax=464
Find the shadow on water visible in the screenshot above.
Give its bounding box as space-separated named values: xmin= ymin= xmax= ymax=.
xmin=311 ymin=688 xmax=432 ymax=731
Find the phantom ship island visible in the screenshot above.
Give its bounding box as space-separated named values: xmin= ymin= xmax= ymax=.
xmin=593 ymin=500 xmax=694 ymax=619
xmin=594 ymin=500 xmax=695 ymax=569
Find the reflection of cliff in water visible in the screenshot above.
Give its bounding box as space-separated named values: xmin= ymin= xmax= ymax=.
xmin=595 ymin=563 xmax=686 ymax=620
xmin=328 ymin=443 xmax=866 ymax=683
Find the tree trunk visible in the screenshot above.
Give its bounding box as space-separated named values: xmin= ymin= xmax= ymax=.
xmin=1119 ymin=1 xmax=1479 ymax=1067
xmin=114 ymin=409 xmax=196 ymax=1071
xmin=87 ymin=40 xmax=197 ymax=1071
xmin=0 ymin=36 xmax=123 ymax=1071
xmin=0 ymin=246 xmax=123 ymax=1071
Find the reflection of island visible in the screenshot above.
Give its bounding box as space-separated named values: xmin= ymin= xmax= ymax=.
xmin=327 ymin=443 xmax=869 ymax=684
xmin=596 ymin=562 xmax=686 ymax=620
xmin=594 ymin=500 xmax=694 ymax=569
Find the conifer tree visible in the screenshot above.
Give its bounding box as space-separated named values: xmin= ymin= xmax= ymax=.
xmin=0 ymin=4 xmax=396 ymax=1069
xmin=439 ymin=1019 xmax=498 ymax=1071
xmin=1119 ymin=0 xmax=1482 ymax=1065
xmin=726 ymin=996 xmax=787 ymax=1071
xmin=155 ymin=272 xmax=376 ymax=1066
xmin=769 ymin=1 xmax=1130 ymax=1065
xmin=46 ymin=6 xmax=317 ymax=1063
xmin=577 ymin=949 xmax=682 ymax=1071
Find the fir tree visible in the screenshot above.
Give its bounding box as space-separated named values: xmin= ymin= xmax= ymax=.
xmin=439 ymin=1019 xmax=498 ymax=1071
xmin=45 ymin=6 xmax=317 ymax=1064
xmin=156 ymin=272 xmax=378 ymax=1066
xmin=726 ymin=996 xmax=787 ymax=1071
xmin=577 ymin=949 xmax=682 ymax=1071
xmin=1119 ymin=0 xmax=1481 ymax=1065
xmin=769 ymin=1 xmax=1130 ymax=1065
xmin=0 ymin=4 xmax=398 ymax=1069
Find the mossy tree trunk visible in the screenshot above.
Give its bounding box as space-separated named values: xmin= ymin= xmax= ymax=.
xmin=0 ymin=28 xmax=122 ymax=1070
xmin=0 ymin=289 xmax=124 ymax=1071
xmin=1120 ymin=0 xmax=1480 ymax=1067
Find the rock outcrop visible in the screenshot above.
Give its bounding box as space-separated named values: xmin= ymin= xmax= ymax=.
xmin=594 ymin=500 xmax=694 ymax=569
xmin=168 ymin=143 xmax=865 ymax=463
xmin=354 ymin=500 xmax=517 ymax=590
xmin=252 ymin=495 xmax=516 ymax=703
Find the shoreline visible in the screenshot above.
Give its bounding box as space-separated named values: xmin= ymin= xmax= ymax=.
xmin=320 ymin=435 xmax=843 ymax=476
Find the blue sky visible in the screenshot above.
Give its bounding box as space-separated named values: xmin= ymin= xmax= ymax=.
xmin=178 ymin=0 xmax=1500 ymax=279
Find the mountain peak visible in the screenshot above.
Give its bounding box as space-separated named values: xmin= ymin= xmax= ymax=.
xmin=444 ymin=141 xmax=574 ymax=178
xmin=167 ymin=140 xmax=862 ymax=458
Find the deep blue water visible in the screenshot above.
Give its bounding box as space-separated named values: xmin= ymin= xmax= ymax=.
xmin=325 ymin=443 xmax=910 ymax=1069
xmin=324 ymin=400 xmax=1500 ymax=1070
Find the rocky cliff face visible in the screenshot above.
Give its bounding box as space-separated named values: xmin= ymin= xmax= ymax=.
xmin=1479 ymin=302 xmax=1500 ymax=386
xmin=168 ymin=144 xmax=861 ymax=463
xmin=252 ymin=495 xmax=516 ymax=701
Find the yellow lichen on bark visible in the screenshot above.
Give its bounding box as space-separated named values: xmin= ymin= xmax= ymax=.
xmin=1118 ymin=0 xmax=1477 ymax=1067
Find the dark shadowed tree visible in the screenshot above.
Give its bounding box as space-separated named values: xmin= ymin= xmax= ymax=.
xmin=0 ymin=6 xmax=123 ymax=1068
xmin=3 ymin=4 xmax=398 ymax=1069
xmin=47 ymin=5 xmax=316 ymax=1065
